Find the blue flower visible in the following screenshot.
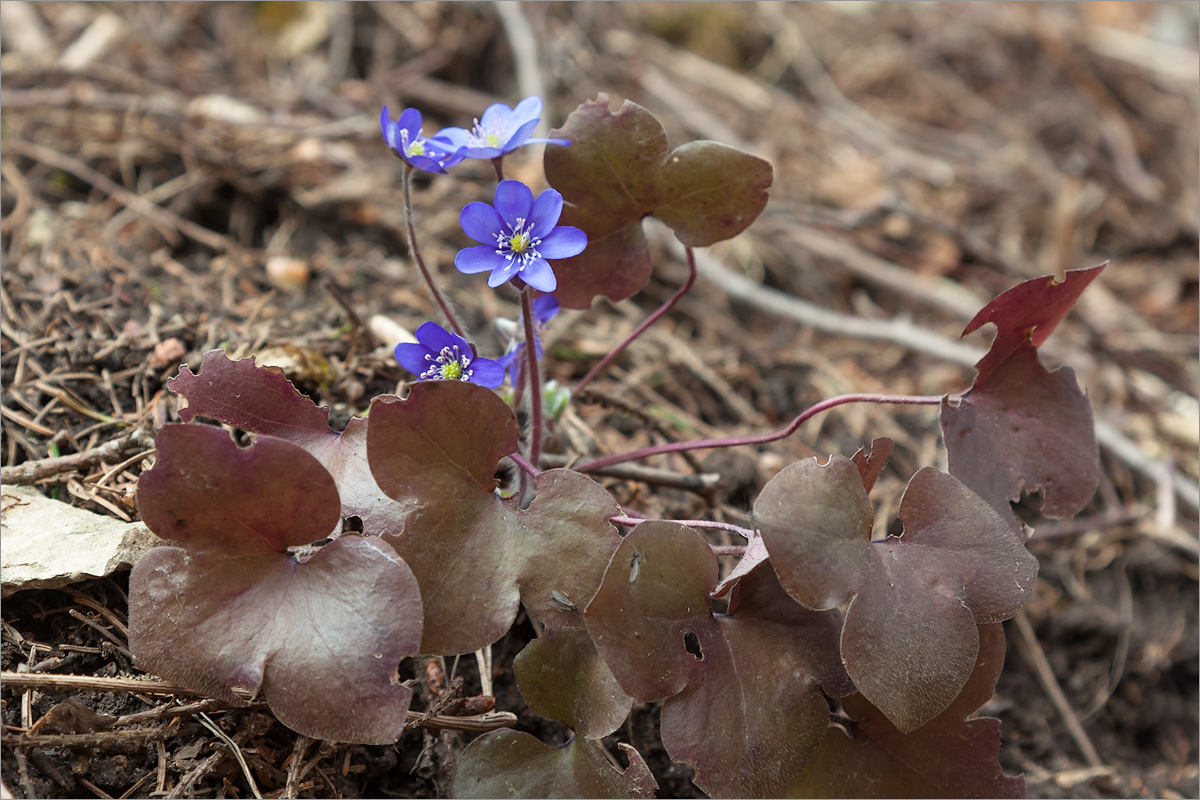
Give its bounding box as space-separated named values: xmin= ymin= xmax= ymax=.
xmin=394 ymin=322 xmax=505 ymax=388
xmin=455 ymin=180 xmax=586 ymax=293
xmin=496 ymin=295 xmax=560 ymax=385
xmin=435 ymin=96 xmax=569 ymax=160
xmin=380 ymin=106 xmax=465 ymax=173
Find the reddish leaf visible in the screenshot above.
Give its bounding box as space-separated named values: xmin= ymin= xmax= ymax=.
xmin=787 ymin=624 xmax=1023 ymax=798
xmin=129 ymin=424 xmax=422 ymax=744
xmin=514 ymin=628 xmax=633 ymax=739
xmin=544 ymin=95 xmax=772 ymax=309
xmin=585 ymin=522 xmax=849 ymax=798
xmin=171 ymin=350 xmax=407 ymax=537
xmin=368 ymin=391 xmax=623 ymax=654
xmin=714 ymin=431 xmax=897 ymax=600
xmin=850 ymin=436 xmax=894 ymax=494
xmin=942 ymin=343 xmax=1099 ymax=528
xmin=452 ymin=730 xmax=657 ymax=799
xmin=962 ymin=263 xmax=1105 ymax=385
xmin=754 ymin=457 xmax=1037 ymax=732
xmin=709 ymin=527 xmax=769 ymax=599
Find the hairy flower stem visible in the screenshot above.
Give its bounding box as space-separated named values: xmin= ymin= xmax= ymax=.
xmin=402 ymin=164 xmax=466 ymax=338
xmin=490 ymin=156 xmax=505 ymax=182
xmin=573 ymin=246 xmax=699 ymax=396
xmin=574 ymin=392 xmax=949 ymax=473
xmin=521 ymin=286 xmax=544 ymax=468
xmin=508 ymin=450 xmax=540 ymax=478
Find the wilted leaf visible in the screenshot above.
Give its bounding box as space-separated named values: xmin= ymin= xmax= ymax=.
xmin=130 ymin=424 xmax=422 ymax=744
xmin=514 ymin=628 xmax=633 ymax=739
xmin=586 ymin=522 xmax=849 ymax=798
xmin=787 ymin=624 xmax=1023 ymax=798
xmin=544 ymin=95 xmax=772 ymax=309
xmin=368 ymin=387 xmax=623 ymax=655
xmin=709 ymin=527 xmax=769 ymax=599
xmin=171 ymin=350 xmax=407 ymax=537
xmin=452 ymin=729 xmax=657 ymax=799
xmin=754 ymin=457 xmax=1037 ymax=732
xmin=942 ymin=343 xmax=1099 ymax=528
xmin=962 ymin=263 xmax=1105 ymax=385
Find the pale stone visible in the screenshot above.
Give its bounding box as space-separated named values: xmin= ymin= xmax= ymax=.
xmin=1 ymin=485 xmax=161 ymax=597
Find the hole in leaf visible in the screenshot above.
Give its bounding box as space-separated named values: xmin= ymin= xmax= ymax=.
xmin=683 ymin=631 xmax=703 ymax=661
xmin=227 ymin=426 xmax=254 ymax=449
xmin=342 ymin=515 xmax=364 ymax=534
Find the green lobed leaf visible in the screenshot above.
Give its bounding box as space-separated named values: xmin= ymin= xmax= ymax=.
xmin=368 ymin=390 xmax=623 ymax=655
xmin=130 ymin=424 xmax=422 ymax=745
xmin=170 ymin=350 xmax=409 ymax=537
xmin=585 ymin=522 xmax=849 ymax=798
xmin=787 ymin=624 xmax=1024 ymax=798
xmin=514 ymin=628 xmax=633 ymax=739
xmin=754 ymin=457 xmax=1037 ymax=732
xmin=544 ymin=95 xmax=772 ymax=309
xmin=452 ymin=730 xmax=657 ymax=799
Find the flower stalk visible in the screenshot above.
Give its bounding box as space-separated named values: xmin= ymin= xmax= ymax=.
xmin=521 ymin=285 xmax=545 ymax=468
xmin=402 ymin=164 xmax=466 ymax=338
xmin=573 ymin=246 xmax=699 ymax=396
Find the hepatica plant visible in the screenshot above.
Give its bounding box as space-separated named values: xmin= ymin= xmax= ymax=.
xmin=129 ymin=92 xmax=1105 ymax=798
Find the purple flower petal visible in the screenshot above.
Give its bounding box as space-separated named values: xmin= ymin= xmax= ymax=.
xmin=500 ymin=118 xmax=540 ymax=153
xmin=478 ymin=101 xmax=513 ymax=131
xmin=525 ymin=136 xmax=571 ymax=148
xmin=380 ymin=106 xmax=396 ymax=143
xmin=434 ymin=127 xmax=472 ymax=148
xmin=486 ymin=264 xmax=517 ymax=288
xmin=538 ymin=226 xmax=587 ymax=259
xmin=460 ymin=202 xmax=504 ymax=244
xmin=394 ymin=342 xmax=432 ymax=376
xmin=511 ymin=97 xmax=543 ymax=127
xmin=529 ymin=188 xmax=564 ymax=233
xmin=493 ymin=180 xmax=534 ymax=226
xmin=405 ymin=155 xmax=448 ymax=174
xmin=468 ymin=357 xmax=506 ymax=388
xmin=414 ymin=321 xmax=462 ymax=353
xmin=397 ymin=107 xmax=422 ymax=135
xmin=520 ymin=258 xmax=557 ymax=293
xmin=531 ymin=295 xmax=560 ymax=323
xmin=455 ymin=245 xmax=505 ymax=275
xmin=458 ymin=146 xmax=504 ymax=160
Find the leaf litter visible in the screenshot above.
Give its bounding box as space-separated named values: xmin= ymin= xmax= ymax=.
xmin=2 ymin=3 xmax=1196 ymax=798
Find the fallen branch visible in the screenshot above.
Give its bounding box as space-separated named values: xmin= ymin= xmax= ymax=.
xmin=0 ymin=428 xmax=154 ymax=485
xmin=0 ymin=672 xmax=517 ymax=733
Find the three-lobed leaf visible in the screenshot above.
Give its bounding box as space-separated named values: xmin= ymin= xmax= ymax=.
xmin=514 ymin=627 xmax=633 ymax=739
xmin=171 ymin=350 xmax=409 ymax=537
xmin=941 ymin=267 xmax=1104 ymax=529
xmin=585 ymin=521 xmax=850 ymax=798
xmin=129 ymin=424 xmax=422 ymax=744
xmin=787 ymin=624 xmax=1023 ymax=798
xmin=754 ymin=457 xmax=1037 ymax=732
xmin=367 ymin=386 xmax=624 ymax=655
xmin=941 ymin=343 xmax=1099 ymax=529
xmin=544 ymin=95 xmax=772 ymax=309
xmin=452 ymin=730 xmax=657 ymax=799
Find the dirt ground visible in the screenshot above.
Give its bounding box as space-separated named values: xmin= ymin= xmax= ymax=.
xmin=2 ymin=2 xmax=1198 ymax=798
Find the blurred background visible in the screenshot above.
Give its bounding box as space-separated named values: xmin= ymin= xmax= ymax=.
xmin=2 ymin=2 xmax=1197 ymax=798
